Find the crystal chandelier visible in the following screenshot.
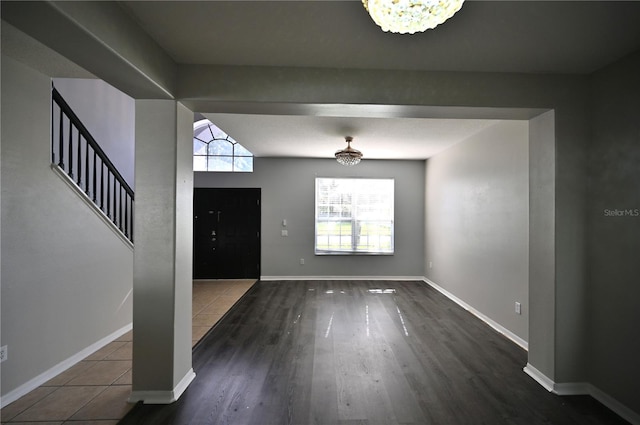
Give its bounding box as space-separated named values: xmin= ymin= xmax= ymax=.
xmin=362 ymin=0 xmax=464 ymax=34
xmin=335 ymin=136 xmax=363 ymax=166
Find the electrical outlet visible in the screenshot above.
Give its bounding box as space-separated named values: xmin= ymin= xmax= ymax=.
xmin=0 ymin=345 xmax=7 ymax=363
xmin=300 ymin=258 xmax=305 ymax=265
xmin=429 ymin=261 xmax=433 ymax=269
xmin=515 ymin=302 xmax=522 ymax=315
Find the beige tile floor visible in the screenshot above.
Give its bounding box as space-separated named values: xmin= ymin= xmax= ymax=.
xmin=1 ymin=279 xmax=256 ymax=425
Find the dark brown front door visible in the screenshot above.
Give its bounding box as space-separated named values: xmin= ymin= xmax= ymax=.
xmin=193 ymin=188 xmax=261 ymax=279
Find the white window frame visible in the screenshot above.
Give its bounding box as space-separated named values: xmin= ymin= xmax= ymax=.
xmin=315 ymin=177 xmax=394 ymax=255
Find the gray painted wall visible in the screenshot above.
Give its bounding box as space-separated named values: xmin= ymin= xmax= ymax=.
xmin=552 ymin=91 xmax=590 ymax=385
xmin=528 ymin=111 xmax=557 ymax=377
xmin=53 ymin=78 xmax=135 ymax=187
xmin=0 ymin=56 xmax=133 ymax=398
xmin=424 ymin=121 xmax=529 ymax=342
xmin=195 ymin=158 xmax=425 ymax=278
xmin=588 ymin=50 xmax=640 ymax=414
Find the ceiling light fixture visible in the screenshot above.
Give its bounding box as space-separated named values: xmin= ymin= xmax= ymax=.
xmin=361 ymin=0 xmax=464 ymax=34
xmin=335 ymin=136 xmax=363 ymax=166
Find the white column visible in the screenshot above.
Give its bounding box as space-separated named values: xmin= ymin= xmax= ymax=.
xmin=130 ymin=100 xmax=195 ymax=404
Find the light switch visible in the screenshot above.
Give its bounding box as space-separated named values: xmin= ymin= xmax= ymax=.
xmin=281 ymin=229 xmax=288 ymax=237
xmin=282 ymin=219 xmax=287 ymax=227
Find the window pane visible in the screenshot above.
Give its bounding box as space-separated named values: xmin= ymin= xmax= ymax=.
xmin=318 ymin=205 xmax=330 ymax=217
xmin=234 ymin=144 xmax=253 ymax=157
xmin=193 ymin=139 xmax=207 ymax=155
xmin=209 ymin=139 xmax=233 ymax=156
xmin=380 ymin=235 xmax=393 ymax=250
xmin=193 ymin=156 xmax=207 ymax=171
xmin=316 ymin=235 xmax=330 ymax=250
xmin=194 ymin=126 xmax=213 ymax=141
xmin=234 ymin=156 xmax=253 ymax=172
xmin=208 ymin=156 xmax=232 ymax=172
xmin=329 ymin=235 xmax=343 ymax=250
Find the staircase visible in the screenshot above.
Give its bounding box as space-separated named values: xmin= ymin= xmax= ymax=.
xmin=51 ymin=86 xmax=134 ymax=243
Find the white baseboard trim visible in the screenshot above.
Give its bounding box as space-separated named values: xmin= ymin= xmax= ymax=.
xmin=523 ymin=363 xmax=555 ymax=392
xmin=553 ymin=381 xmax=591 ymax=396
xmin=260 ymin=276 xmax=425 ymax=281
xmin=590 ymin=384 xmax=640 ymax=425
xmin=523 ymin=364 xmax=640 ymax=425
xmin=422 ymin=277 xmax=528 ymax=350
xmin=128 ymin=368 xmax=196 ymax=404
xmin=0 ymin=323 xmax=132 ymax=409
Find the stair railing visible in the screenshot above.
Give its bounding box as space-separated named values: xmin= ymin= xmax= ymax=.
xmin=51 ymin=86 xmax=134 ymax=243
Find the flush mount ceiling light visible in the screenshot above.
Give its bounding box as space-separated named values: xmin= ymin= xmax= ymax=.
xmin=335 ymin=136 xmax=363 ymax=166
xmin=362 ymin=0 xmax=464 ymax=34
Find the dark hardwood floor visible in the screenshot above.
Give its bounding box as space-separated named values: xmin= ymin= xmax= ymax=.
xmin=119 ymin=280 xmax=628 ymax=425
